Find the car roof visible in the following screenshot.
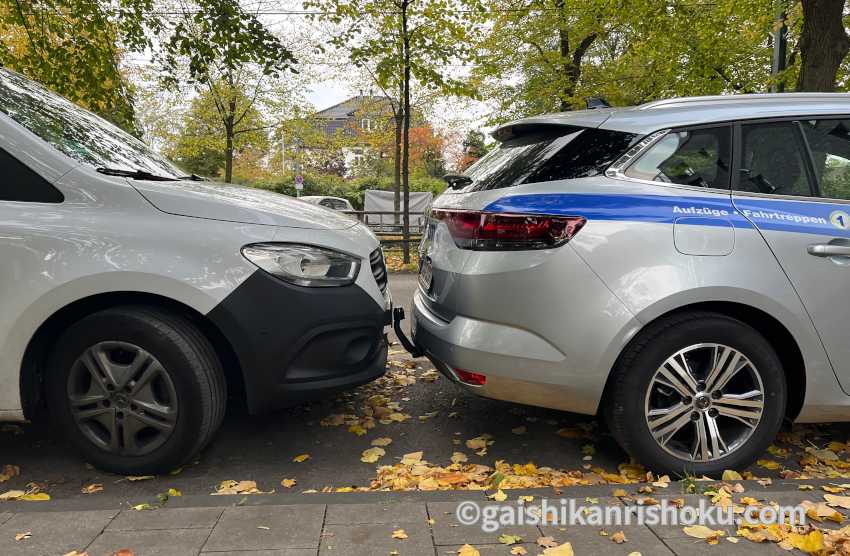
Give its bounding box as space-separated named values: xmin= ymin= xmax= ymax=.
xmin=301 ymin=195 xmax=349 ymax=202
xmin=492 ymin=93 xmax=850 ymax=140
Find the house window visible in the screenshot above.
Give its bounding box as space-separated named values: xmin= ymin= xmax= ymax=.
xmin=360 ymin=118 xmax=372 ymax=132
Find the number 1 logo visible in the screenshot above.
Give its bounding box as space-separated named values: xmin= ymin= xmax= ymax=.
xmin=830 ymin=210 xmax=850 ymax=230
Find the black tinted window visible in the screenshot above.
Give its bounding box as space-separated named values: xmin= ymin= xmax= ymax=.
xmin=524 ymin=128 xmax=638 ymax=184
xmin=626 ymin=126 xmax=732 ymax=188
xmin=0 ymin=149 xmax=63 ymax=203
xmin=800 ymin=119 xmax=850 ymax=200
xmin=465 ymin=126 xmax=636 ymax=191
xmin=738 ymin=122 xmax=813 ymax=197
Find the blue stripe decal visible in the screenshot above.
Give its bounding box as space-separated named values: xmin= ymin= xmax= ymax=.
xmin=483 ymin=193 xmax=850 ymax=237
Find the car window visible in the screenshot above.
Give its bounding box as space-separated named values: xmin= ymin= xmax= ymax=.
xmin=799 ymin=119 xmax=850 ymax=201
xmin=737 ymin=122 xmax=813 ymax=197
xmin=625 ymin=126 xmax=732 ymax=189
xmin=0 ymin=68 xmax=183 ymax=178
xmin=0 ymin=148 xmax=63 ymax=203
xmin=464 ymin=126 xmax=636 ymax=191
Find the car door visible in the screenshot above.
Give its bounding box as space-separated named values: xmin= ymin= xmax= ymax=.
xmin=0 ymin=146 xmax=66 ymax=416
xmin=731 ymin=118 xmax=850 ymax=391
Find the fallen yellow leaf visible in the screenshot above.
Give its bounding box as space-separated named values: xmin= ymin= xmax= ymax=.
xmin=81 ymin=484 xmax=103 ymax=495
xmin=721 ymin=470 xmax=743 ymax=481
xmin=292 ymin=454 xmax=310 ymax=463
xmin=611 ymin=530 xmax=627 ymax=544
xmin=281 ymin=478 xmax=296 ymax=488
xmin=361 ymin=447 xmax=386 ymax=463
xmin=825 ymin=493 xmax=850 ymax=509
xmin=392 ymin=528 xmax=408 ymax=539
xmin=683 ymin=525 xmax=725 ymax=544
xmin=542 ymin=542 xmax=574 ymax=555
xmin=0 ymin=464 xmax=20 ymax=483
xmin=499 ymin=533 xmax=522 ymax=545
xmin=457 ymin=545 xmax=480 ymax=556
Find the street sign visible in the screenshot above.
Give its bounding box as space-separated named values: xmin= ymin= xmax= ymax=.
xmin=295 ymin=174 xmax=304 ymax=190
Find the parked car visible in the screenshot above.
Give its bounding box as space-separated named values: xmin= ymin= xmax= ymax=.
xmin=400 ymin=94 xmax=850 ymax=475
xmin=300 ymin=195 xmax=355 ymax=212
xmin=0 ymin=68 xmax=391 ymax=474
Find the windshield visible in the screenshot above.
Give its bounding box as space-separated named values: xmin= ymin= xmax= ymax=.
xmin=0 ymin=69 xmax=183 ymax=179
xmin=462 ymin=126 xmax=637 ymax=191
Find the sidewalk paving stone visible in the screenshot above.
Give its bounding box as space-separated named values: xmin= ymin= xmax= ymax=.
xmin=540 ymin=524 xmax=674 ymax=555
xmin=0 ymin=509 xmax=117 ymax=556
xmin=319 ymin=520 xmax=434 ymax=556
xmin=0 ymin=512 xmax=11 ymax=526
xmin=325 ymin=502 xmax=428 ymax=524
xmin=203 ymin=504 xmax=325 ymax=552
xmin=438 ymin=544 xmax=537 ymax=555
xmin=662 ymin=537 xmax=789 ymax=555
xmin=86 ymin=528 xmax=211 ymax=556
xmin=108 ymin=507 xmax=224 ymax=531
xmin=201 ymin=550 xmax=318 ymax=556
xmin=427 ymin=501 xmax=541 ymax=546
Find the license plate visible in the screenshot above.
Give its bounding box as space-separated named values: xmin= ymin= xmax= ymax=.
xmin=418 ymin=256 xmax=433 ymax=292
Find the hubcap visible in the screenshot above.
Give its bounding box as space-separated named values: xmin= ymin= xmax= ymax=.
xmin=644 ymin=343 xmax=764 ymax=463
xmin=67 ymin=341 xmax=179 ymax=456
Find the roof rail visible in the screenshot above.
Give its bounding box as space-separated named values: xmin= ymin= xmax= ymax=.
xmin=639 ymin=93 xmax=850 ymax=110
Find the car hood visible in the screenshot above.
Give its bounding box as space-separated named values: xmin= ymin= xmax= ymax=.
xmin=131 ymin=179 xmax=358 ymax=229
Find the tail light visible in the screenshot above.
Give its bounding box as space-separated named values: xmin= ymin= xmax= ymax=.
xmin=454 ymin=369 xmax=487 ymax=386
xmin=431 ymin=209 xmax=585 ymax=251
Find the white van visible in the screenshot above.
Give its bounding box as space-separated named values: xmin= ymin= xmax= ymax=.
xmin=0 ymin=68 xmax=391 ymax=474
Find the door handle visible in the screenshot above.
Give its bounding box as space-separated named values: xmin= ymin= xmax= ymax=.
xmin=807 ymin=244 xmax=850 ymax=257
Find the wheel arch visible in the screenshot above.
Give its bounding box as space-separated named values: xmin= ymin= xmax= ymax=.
xmin=20 ymin=291 xmax=245 ymax=420
xmin=600 ymin=301 xmax=806 ymax=423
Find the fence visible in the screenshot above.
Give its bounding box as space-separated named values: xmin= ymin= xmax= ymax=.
xmin=342 ymin=210 xmax=424 ymax=247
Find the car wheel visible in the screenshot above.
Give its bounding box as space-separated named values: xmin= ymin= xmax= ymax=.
xmin=46 ymin=306 xmax=226 ymax=475
xmin=606 ymin=311 xmax=786 ymax=476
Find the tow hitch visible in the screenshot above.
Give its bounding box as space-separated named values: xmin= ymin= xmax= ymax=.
xmin=392 ymin=307 xmax=423 ymax=357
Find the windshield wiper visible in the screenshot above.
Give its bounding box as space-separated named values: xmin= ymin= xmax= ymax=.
xmin=179 ymin=174 xmax=206 ymax=181
xmin=443 ymin=172 xmax=473 ymax=190
xmin=96 ymin=167 xmax=179 ymax=181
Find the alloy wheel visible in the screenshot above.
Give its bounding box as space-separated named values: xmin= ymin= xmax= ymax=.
xmin=67 ymin=341 xmax=179 ymax=456
xmin=644 ymin=343 xmax=764 ymax=463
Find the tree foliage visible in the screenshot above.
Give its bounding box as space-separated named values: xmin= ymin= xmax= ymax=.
xmin=0 ymin=0 xmax=294 ymax=137
xmin=164 ymin=82 xmax=269 ymax=179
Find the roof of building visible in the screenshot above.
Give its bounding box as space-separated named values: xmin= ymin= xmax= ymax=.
xmin=493 ymin=93 xmax=850 ymax=140
xmin=314 ymin=95 xmax=392 ymax=120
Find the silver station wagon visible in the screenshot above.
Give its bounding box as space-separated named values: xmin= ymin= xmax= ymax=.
xmin=397 ymin=94 xmax=850 ymax=475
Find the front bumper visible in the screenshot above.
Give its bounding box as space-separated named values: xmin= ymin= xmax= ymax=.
xmin=208 ymin=270 xmax=389 ymax=414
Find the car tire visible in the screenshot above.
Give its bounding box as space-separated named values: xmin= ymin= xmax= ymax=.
xmin=605 ymin=311 xmax=785 ymax=476
xmin=46 ymin=305 xmax=227 ymax=475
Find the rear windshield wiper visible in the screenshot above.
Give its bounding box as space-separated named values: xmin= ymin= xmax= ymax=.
xmin=443 ymin=172 xmax=473 ymax=190
xmin=96 ymin=167 xmax=179 ymax=181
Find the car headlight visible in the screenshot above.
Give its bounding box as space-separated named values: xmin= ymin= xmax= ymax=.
xmin=241 ymin=243 xmax=361 ymax=287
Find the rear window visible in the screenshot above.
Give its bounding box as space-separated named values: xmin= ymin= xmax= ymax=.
xmin=464 ymin=126 xmax=637 ymax=191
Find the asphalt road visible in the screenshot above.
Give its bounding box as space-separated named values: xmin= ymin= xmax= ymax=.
xmin=0 ymin=273 xmax=847 ymax=507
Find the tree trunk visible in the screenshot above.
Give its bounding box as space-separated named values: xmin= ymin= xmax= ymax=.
xmin=393 ymin=98 xmax=403 ymax=226
xmin=224 ymin=122 xmax=234 ymax=183
xmin=401 ymin=0 xmax=411 ymax=265
xmin=798 ymin=0 xmax=850 ymax=91
xmin=556 ymin=3 xmax=571 ymax=112
xmin=224 ymin=98 xmax=236 ymax=183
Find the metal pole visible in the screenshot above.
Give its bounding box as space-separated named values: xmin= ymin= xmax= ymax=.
xmin=771 ymin=3 xmax=788 ymax=93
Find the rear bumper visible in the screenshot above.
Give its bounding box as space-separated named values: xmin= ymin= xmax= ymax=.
xmin=410 ymin=287 xmax=625 ymax=416
xmin=208 ymin=270 xmax=389 ymax=414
